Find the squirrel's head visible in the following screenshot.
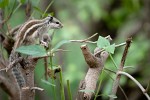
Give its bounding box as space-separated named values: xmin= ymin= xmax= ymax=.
xmin=46 ymin=15 xmax=63 ymax=29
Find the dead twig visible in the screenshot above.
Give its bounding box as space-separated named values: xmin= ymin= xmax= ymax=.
xmin=109 ymin=38 xmax=132 ymax=100
xmin=70 ymin=34 xmax=112 ymax=44
xmin=70 ymin=33 xmax=98 ymax=43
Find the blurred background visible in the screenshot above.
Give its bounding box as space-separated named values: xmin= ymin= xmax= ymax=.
xmin=0 ymin=0 xmax=150 ymax=100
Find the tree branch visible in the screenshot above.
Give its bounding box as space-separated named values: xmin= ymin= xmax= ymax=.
xmin=117 ymin=71 xmax=150 ymax=100
xmin=109 ymin=38 xmax=132 ymax=100
xmin=0 ymin=75 xmax=20 ymax=100
xmin=76 ymin=44 xmax=109 ymax=100
xmin=70 ymin=34 xmax=112 ymax=44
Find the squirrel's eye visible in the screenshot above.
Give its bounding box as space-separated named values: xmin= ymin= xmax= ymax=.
xmin=56 ymin=22 xmax=59 ymax=24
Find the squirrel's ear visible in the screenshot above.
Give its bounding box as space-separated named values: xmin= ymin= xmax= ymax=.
xmin=48 ymin=15 xmax=53 ymax=22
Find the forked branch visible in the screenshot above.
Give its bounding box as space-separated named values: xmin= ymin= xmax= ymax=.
xmin=110 ymin=38 xmax=132 ymax=100
xmin=76 ymin=44 xmax=109 ymax=100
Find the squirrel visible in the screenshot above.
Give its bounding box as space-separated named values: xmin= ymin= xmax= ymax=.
xmin=9 ymin=15 xmax=63 ymax=88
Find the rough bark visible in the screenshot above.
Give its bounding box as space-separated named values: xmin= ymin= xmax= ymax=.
xmin=76 ymin=44 xmax=109 ymax=100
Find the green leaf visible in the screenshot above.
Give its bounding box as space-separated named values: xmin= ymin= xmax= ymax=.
xmin=52 ymin=40 xmax=70 ymax=51
xmin=41 ymin=79 xmax=56 ymax=87
xmin=105 ymin=43 xmax=116 ymax=54
xmin=0 ymin=0 xmax=9 ymax=8
xmin=19 ymin=0 xmax=26 ymax=4
xmin=16 ymin=45 xmax=47 ymax=57
xmin=97 ymin=36 xmax=110 ymax=48
xmin=79 ymin=89 xmax=95 ymax=94
xmin=49 ymin=12 xmax=54 ymax=16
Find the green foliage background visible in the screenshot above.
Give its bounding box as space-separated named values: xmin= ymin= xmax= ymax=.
xmin=0 ymin=0 xmax=150 ymax=100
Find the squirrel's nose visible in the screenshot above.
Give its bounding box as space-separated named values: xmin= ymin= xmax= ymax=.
xmin=60 ymin=24 xmax=64 ymax=28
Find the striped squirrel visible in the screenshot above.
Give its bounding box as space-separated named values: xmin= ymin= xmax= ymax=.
xmin=9 ymin=15 xmax=63 ymax=88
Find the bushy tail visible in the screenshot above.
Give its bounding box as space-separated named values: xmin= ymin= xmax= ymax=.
xmin=12 ymin=66 xmax=26 ymax=88
xmin=9 ymin=51 xmax=26 ymax=88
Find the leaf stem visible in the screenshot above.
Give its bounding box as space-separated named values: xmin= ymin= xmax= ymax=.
xmin=50 ymin=54 xmax=56 ymax=100
xmin=94 ymin=69 xmax=104 ymax=100
xmin=103 ymin=70 xmax=129 ymax=100
xmin=67 ymin=80 xmax=73 ymax=100
xmin=109 ymin=53 xmax=118 ymax=69
xmin=12 ymin=3 xmax=22 ymax=15
xmin=59 ymin=68 xmax=65 ymax=100
xmin=42 ymin=0 xmax=54 ymax=17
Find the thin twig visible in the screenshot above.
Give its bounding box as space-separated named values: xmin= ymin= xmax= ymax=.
xmin=32 ymin=49 xmax=70 ymax=60
xmin=98 ymin=42 xmax=127 ymax=54
xmin=110 ymin=38 xmax=132 ymax=100
xmin=103 ymin=70 xmax=129 ymax=100
xmin=70 ymin=34 xmax=113 ymax=44
xmin=94 ymin=69 xmax=104 ymax=100
xmin=118 ymin=71 xmax=150 ymax=100
xmin=120 ymin=38 xmax=132 ymax=70
xmin=70 ymin=33 xmax=98 ymax=43
xmin=42 ymin=0 xmax=54 ymax=18
xmin=82 ymin=33 xmax=98 ymax=41
xmin=53 ymin=49 xmax=71 ymax=53
xmin=1 ymin=0 xmax=21 ymax=24
xmin=118 ymin=85 xmax=129 ymax=100
xmin=104 ymin=67 xmax=116 ymax=74
xmin=70 ymin=40 xmax=96 ymax=44
xmin=30 ymin=87 xmax=44 ymax=91
xmin=109 ymin=53 xmax=118 ymax=69
xmin=115 ymin=42 xmax=126 ymax=48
